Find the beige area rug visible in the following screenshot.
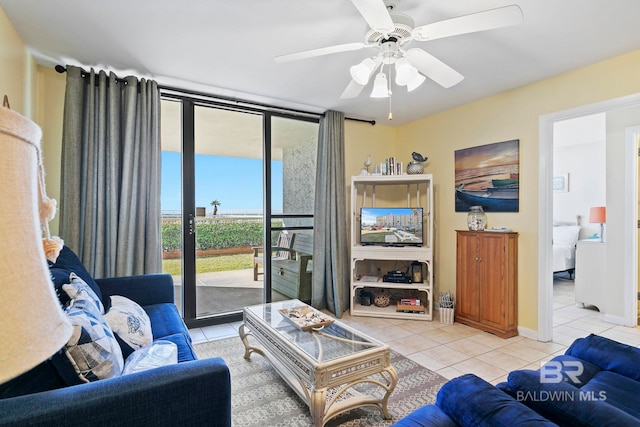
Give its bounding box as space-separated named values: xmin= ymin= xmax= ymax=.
xmin=194 ymin=337 xmax=447 ymax=427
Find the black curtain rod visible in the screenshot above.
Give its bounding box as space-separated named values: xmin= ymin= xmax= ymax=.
xmin=55 ymin=64 xmax=131 ymax=85
xmin=55 ymin=65 xmax=375 ymax=126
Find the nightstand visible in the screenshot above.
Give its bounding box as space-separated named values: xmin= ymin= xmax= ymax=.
xmin=574 ymin=240 xmax=606 ymax=311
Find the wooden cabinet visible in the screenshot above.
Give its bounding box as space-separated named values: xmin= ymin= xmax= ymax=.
xmin=455 ymin=230 xmax=518 ymax=338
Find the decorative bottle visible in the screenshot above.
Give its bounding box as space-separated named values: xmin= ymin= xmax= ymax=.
xmin=467 ymin=206 xmax=487 ymax=231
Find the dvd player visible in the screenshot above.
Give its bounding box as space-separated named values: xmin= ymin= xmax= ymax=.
xmin=383 ymin=271 xmax=412 ymax=284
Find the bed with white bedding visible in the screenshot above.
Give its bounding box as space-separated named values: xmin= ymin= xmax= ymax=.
xmin=552 ymin=224 xmax=581 ymax=278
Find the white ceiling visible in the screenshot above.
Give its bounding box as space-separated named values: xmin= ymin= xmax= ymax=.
xmin=3 ymin=0 xmax=640 ymax=126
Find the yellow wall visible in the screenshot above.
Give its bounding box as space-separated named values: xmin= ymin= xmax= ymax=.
xmin=36 ymin=66 xmax=66 ymax=234
xmin=0 ymin=7 xmax=31 ymax=116
xmin=1 ymin=7 xmax=66 ymax=234
xmin=397 ymin=50 xmax=640 ymax=331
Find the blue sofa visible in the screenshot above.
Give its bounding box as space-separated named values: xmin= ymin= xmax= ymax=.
xmin=394 ymin=334 xmax=640 ymax=426
xmin=0 ymin=247 xmax=231 ymax=427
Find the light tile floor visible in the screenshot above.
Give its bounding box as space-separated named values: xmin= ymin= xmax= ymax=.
xmin=189 ymin=277 xmax=640 ymax=385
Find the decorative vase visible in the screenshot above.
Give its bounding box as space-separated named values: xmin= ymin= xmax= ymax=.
xmin=373 ymin=289 xmax=390 ymax=307
xmin=467 ymin=206 xmax=487 ymax=231
xmin=407 ymin=161 xmax=424 ymax=175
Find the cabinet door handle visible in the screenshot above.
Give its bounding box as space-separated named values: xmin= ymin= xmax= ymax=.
xmin=476 ymin=257 xmax=482 ymax=262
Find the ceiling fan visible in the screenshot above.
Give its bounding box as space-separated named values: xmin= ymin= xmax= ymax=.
xmin=275 ymin=0 xmax=523 ymax=99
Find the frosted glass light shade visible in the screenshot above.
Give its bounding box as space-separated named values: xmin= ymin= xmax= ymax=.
xmin=395 ymin=58 xmax=418 ymax=86
xmin=0 ymin=106 xmax=72 ymax=384
xmin=407 ymin=73 xmax=426 ymax=92
xmin=349 ymin=58 xmax=375 ymax=85
xmin=370 ymin=73 xmax=389 ymax=98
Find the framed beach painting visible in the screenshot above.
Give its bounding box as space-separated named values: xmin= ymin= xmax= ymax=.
xmin=454 ymin=139 xmax=520 ymax=212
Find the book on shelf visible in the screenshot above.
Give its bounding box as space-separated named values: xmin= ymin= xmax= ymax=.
xmin=400 ymin=298 xmax=421 ymax=306
xmin=396 ymin=302 xmax=426 ymax=313
xmin=358 ymin=275 xmax=381 ymax=282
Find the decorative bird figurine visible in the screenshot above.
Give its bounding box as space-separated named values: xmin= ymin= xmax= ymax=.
xmin=412 ymin=152 xmax=428 ymax=163
xmin=364 ymin=154 xmax=371 ymax=173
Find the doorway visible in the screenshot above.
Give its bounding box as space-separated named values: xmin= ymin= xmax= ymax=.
xmin=539 ymin=94 xmax=640 ymax=342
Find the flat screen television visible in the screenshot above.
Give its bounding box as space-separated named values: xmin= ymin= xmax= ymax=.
xmin=360 ymin=207 xmax=423 ymax=246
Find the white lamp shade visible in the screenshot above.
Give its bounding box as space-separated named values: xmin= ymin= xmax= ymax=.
xmin=349 ymin=58 xmax=375 ymax=85
xmin=395 ymin=58 xmax=418 ymax=86
xmin=370 ymin=73 xmax=389 ymax=98
xmin=407 ymin=73 xmax=427 ymax=92
xmin=0 ymin=106 xmax=72 ymax=384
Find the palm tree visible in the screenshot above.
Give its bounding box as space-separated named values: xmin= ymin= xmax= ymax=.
xmin=210 ymin=199 xmax=221 ymax=216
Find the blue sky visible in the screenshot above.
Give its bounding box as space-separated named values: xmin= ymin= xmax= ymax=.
xmin=361 ymin=207 xmax=420 ymax=225
xmin=161 ymin=152 xmax=283 ymax=212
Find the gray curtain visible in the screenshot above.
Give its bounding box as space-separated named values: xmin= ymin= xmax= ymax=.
xmin=311 ymin=110 xmax=350 ymax=316
xmin=60 ymin=65 xmax=161 ymax=278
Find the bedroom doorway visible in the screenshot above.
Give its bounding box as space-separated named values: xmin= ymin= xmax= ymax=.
xmin=552 ymin=113 xmax=606 ymax=329
xmin=539 ymin=94 xmax=640 ymax=342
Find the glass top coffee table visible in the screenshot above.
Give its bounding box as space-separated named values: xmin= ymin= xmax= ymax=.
xmin=239 ymin=299 xmax=397 ymax=427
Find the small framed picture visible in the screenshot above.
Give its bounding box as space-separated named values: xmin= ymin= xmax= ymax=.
xmin=553 ymin=173 xmax=569 ymax=192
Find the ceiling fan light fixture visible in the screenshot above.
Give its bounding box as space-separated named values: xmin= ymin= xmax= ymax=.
xmin=407 ymin=73 xmax=426 ymax=92
xmin=350 ymin=57 xmax=376 ymax=85
xmin=394 ymin=57 xmax=417 ymax=86
xmin=370 ymin=72 xmax=389 ymax=98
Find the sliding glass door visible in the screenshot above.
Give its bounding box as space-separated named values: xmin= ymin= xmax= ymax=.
xmin=267 ymin=116 xmax=317 ymax=302
xmin=160 ymin=94 xmax=318 ymax=327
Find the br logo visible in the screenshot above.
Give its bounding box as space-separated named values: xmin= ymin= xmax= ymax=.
xmin=540 ymin=360 xmax=584 ymax=384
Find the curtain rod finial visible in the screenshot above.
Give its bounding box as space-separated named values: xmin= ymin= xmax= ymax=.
xmin=55 ymin=65 xmax=66 ymax=74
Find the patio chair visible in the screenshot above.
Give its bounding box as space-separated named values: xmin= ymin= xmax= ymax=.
xmin=252 ymin=232 xmax=295 ymax=281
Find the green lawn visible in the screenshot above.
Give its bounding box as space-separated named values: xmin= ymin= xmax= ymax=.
xmin=162 ymin=253 xmax=253 ymax=276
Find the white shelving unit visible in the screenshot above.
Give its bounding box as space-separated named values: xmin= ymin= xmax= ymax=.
xmin=350 ymin=174 xmax=434 ymax=320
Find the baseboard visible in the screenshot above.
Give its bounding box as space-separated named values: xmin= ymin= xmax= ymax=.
xmin=603 ymin=313 xmax=628 ymax=326
xmin=517 ymin=325 xmax=539 ymax=341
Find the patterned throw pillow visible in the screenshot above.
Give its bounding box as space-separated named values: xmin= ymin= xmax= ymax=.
xmin=104 ymin=295 xmax=153 ymax=357
xmin=62 ymin=274 xmax=124 ymax=382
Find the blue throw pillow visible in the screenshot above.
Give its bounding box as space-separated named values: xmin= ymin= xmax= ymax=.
xmin=61 ymin=274 xmax=124 ymax=382
xmin=48 ymin=245 xmax=111 ymax=311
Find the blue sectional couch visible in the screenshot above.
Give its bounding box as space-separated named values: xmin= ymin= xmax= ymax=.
xmin=394 ymin=334 xmax=640 ymax=426
xmin=0 ymin=247 xmax=231 ymax=427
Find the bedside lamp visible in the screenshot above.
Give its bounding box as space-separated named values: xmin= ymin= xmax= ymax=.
xmin=0 ymin=105 xmax=72 ymax=384
xmin=589 ymin=206 xmax=606 ymax=242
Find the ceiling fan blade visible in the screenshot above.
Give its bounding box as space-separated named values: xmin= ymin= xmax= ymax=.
xmin=350 ymin=0 xmax=394 ymax=32
xmin=274 ymin=42 xmax=367 ymax=63
xmin=412 ymin=5 xmax=523 ymax=42
xmin=405 ymin=48 xmax=464 ymax=88
xmin=341 ymin=80 xmax=366 ymax=99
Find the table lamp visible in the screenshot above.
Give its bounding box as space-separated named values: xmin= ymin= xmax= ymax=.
xmin=0 ymin=105 xmax=72 ymax=384
xmin=589 ymin=206 xmax=606 ymax=242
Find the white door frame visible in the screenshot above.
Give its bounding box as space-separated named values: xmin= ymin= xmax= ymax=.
xmin=623 ymin=125 xmax=640 ymax=326
xmin=538 ymin=94 xmax=640 ymax=342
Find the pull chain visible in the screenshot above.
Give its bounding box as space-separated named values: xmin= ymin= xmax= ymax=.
xmin=387 ymin=45 xmax=393 ymax=121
